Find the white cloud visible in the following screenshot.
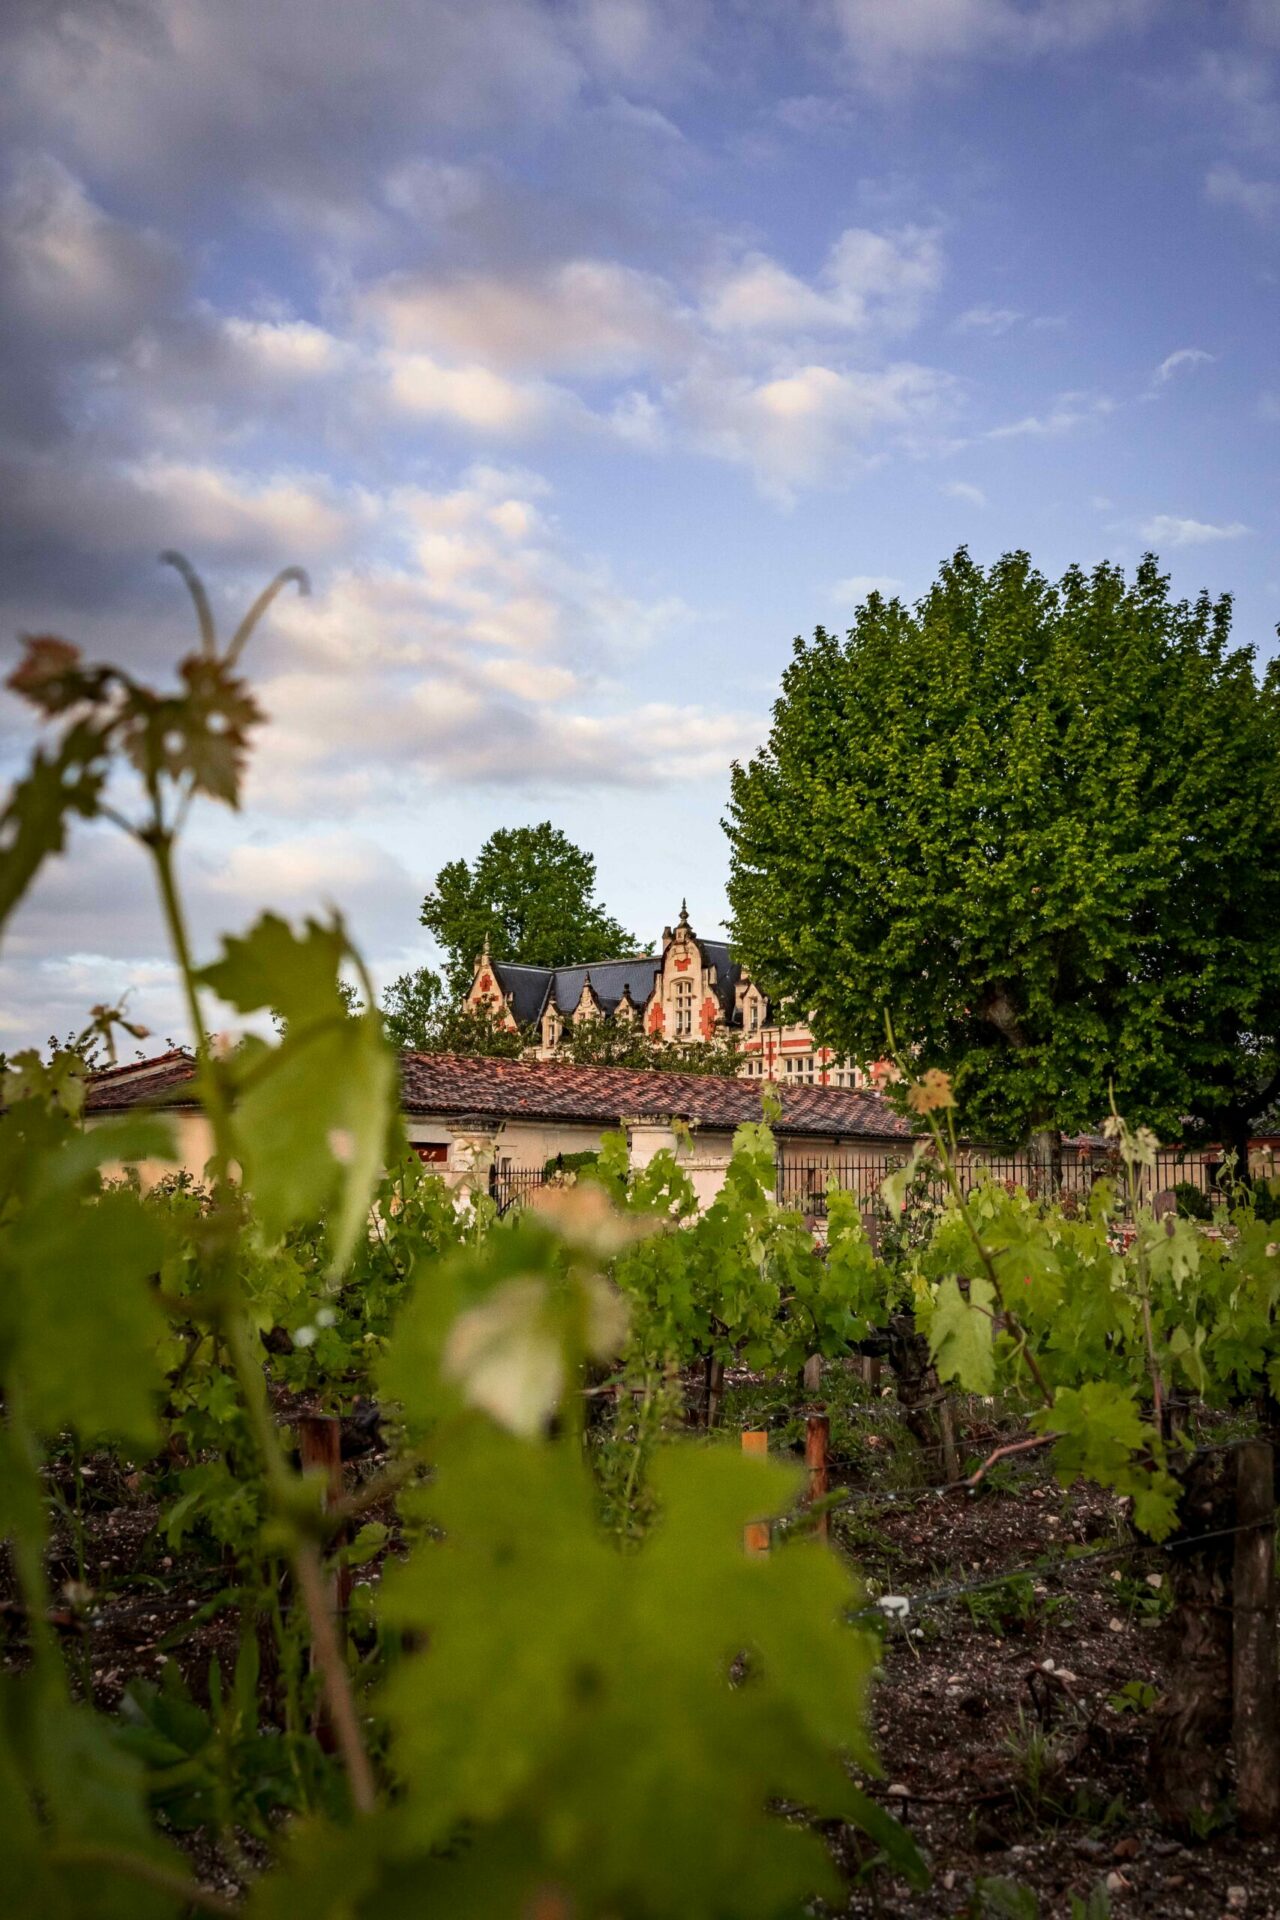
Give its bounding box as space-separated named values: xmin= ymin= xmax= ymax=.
xmin=0 ymin=823 xmax=426 ymax=1049
xmin=383 ymin=351 xmax=576 ymax=434
xmin=987 ymin=391 xmax=1114 ymax=438
xmin=1193 ymin=51 xmax=1280 ymax=154
xmin=703 ymin=226 xmax=943 ymax=337
xmin=1139 ymin=514 xmax=1251 ymax=547
xmin=367 ymin=259 xmax=691 ymax=376
xmin=954 ymin=304 xmax=1023 ymax=334
xmin=10 ymin=1 xmax=595 ymax=197
xmin=126 ymin=459 xmax=372 ymax=558
xmin=831 ymin=573 xmax=904 ymax=603
xmin=1 ymin=153 xmax=183 ymax=349
xmin=220 ymin=317 xmax=350 ymax=379
xmin=1152 ymin=346 xmax=1215 ymax=385
xmin=829 ymin=0 xmax=1152 ymax=80
xmin=680 ymin=359 xmax=953 ymax=499
xmin=942 ymin=479 xmax=987 ymax=506
xmin=1205 ymin=162 xmax=1280 ymax=223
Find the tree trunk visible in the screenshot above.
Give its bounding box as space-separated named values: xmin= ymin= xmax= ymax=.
xmin=1029 ymin=1126 xmax=1062 ymax=1197
xmin=1233 ymin=1440 xmax=1279 ymax=1836
xmin=885 ymin=1313 xmax=960 ymax=1484
xmin=1149 ymin=1450 xmax=1236 ymax=1835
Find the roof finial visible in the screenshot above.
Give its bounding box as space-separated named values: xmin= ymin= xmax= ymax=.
xmin=678 ymin=898 xmax=689 ymax=927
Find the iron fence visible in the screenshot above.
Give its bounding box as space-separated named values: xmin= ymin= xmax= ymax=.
xmin=488 ymin=1165 xmax=551 ymax=1214
xmin=775 ymin=1144 xmax=1226 ymax=1220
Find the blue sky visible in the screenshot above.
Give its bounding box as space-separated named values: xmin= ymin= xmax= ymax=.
xmin=1 ymin=0 xmax=1277 ymax=1049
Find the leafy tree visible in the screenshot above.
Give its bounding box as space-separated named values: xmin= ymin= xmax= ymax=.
xmin=725 ymin=549 xmax=1280 ymax=1163
xmin=380 ymin=964 xmax=527 ymax=1057
xmin=421 ymin=823 xmax=637 ymax=997
xmin=381 ymin=965 xmax=445 ymax=1049
xmin=563 ymin=1017 xmax=743 ymax=1077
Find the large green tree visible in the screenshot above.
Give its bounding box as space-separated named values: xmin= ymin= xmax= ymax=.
xmin=725 ymin=549 xmax=1280 ymax=1162
xmin=381 ymin=965 xmax=526 ymax=1057
xmin=421 ymin=823 xmax=637 ymax=997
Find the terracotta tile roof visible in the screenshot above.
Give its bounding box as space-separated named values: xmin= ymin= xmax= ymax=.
xmin=84 ymin=1049 xmax=200 ymax=1111
xmin=398 ymin=1052 xmax=911 ymax=1141
xmin=86 ymin=1047 xmax=911 ymax=1142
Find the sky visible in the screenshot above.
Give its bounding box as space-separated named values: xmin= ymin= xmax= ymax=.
xmin=1 ymin=0 xmax=1278 ymax=1053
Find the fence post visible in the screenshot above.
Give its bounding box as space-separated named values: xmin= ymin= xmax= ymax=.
xmin=742 ymin=1430 xmax=770 ymax=1555
xmin=298 ymin=1413 xmax=351 ymax=1634
xmin=1233 ymin=1439 xmax=1279 ymax=1835
xmin=806 ymin=1415 xmax=830 ymax=1542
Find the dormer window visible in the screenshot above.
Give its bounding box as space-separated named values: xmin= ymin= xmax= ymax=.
xmin=748 ymin=999 xmax=760 ymax=1031
xmin=674 ymin=977 xmax=694 ymax=1036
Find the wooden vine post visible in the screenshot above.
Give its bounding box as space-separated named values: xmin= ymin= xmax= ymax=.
xmin=703 ymin=1355 xmax=726 ymax=1430
xmin=1233 ymin=1439 xmax=1279 ymax=1835
xmin=1149 ymin=1450 xmax=1236 ymax=1833
xmin=298 ymin=1411 xmax=352 ymax=1750
xmin=742 ymin=1430 xmax=770 ymax=1555
xmin=805 ymin=1414 xmax=830 ymax=1542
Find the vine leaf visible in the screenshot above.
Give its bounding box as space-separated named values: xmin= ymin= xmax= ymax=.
xmin=0 ymin=1103 xmax=173 ymax=1445
xmin=1032 ymin=1381 xmax=1180 ymax=1540
xmin=0 ymin=724 xmax=111 ymax=934
xmin=929 ymin=1273 xmax=996 ymax=1394
xmin=376 ymin=1428 xmax=924 ymax=1913
xmin=199 ymin=913 xmax=397 ymax=1270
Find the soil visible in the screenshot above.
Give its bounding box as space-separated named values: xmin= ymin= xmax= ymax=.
xmin=828 ymin=1472 xmax=1280 ymax=1919
xmin=5 ymin=1391 xmax=1279 ymax=1919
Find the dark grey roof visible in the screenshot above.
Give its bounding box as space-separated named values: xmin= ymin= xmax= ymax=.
xmin=488 ymin=961 xmax=556 ymax=1026
xmin=697 ymin=940 xmax=743 ymax=1015
xmin=488 ymin=937 xmax=745 ymax=1027
xmin=548 ymin=957 xmax=662 ymax=1015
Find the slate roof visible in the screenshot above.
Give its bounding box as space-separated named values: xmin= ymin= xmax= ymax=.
xmin=489 ymin=940 xmax=744 ymax=1026
xmin=85 ymin=1048 xmax=912 ymax=1142
xmin=488 ymin=954 xmax=663 ymax=1024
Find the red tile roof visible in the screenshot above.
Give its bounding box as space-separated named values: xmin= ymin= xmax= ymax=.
xmin=85 ymin=1049 xmax=200 ymax=1111
xmin=399 ymin=1053 xmax=910 ymax=1139
xmin=87 ymin=1048 xmax=911 ymax=1142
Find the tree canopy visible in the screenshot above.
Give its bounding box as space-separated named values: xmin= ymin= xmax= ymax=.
xmin=421 ymin=822 xmax=637 ymax=998
xmin=381 ymin=966 xmax=527 ymax=1058
xmin=725 ymin=548 xmax=1280 ymax=1155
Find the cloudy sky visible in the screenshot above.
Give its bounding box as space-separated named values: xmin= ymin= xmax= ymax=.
xmin=2 ymin=0 xmax=1278 ymax=1051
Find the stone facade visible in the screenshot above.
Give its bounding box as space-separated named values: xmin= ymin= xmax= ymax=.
xmin=463 ymin=903 xmax=872 ymax=1089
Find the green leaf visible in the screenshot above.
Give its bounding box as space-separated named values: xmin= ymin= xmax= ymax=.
xmin=200 ymin=915 xmax=398 ymax=1270
xmin=0 ymin=1107 xmax=172 ymax=1446
xmin=200 ymin=912 xmax=348 ymax=1030
xmin=2 ymin=1190 xmax=166 ymax=1446
xmin=1033 ymin=1382 xmax=1180 ymax=1540
xmin=0 ymin=1676 xmax=191 ymax=1918
xmin=377 ymin=1428 xmax=907 ymax=1916
xmin=929 ymin=1273 xmax=996 ymax=1393
xmin=0 ymin=724 xmax=109 ymax=934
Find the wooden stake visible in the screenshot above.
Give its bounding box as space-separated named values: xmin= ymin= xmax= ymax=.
xmin=742 ymin=1430 xmax=770 ymax=1555
xmin=802 ymin=1353 xmax=822 ymax=1397
xmin=806 ymin=1414 xmax=830 ymax=1541
xmin=1233 ymin=1439 xmax=1279 ymax=1836
xmin=704 ymin=1354 xmax=725 ymax=1429
xmin=298 ymin=1413 xmax=352 ymax=1748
